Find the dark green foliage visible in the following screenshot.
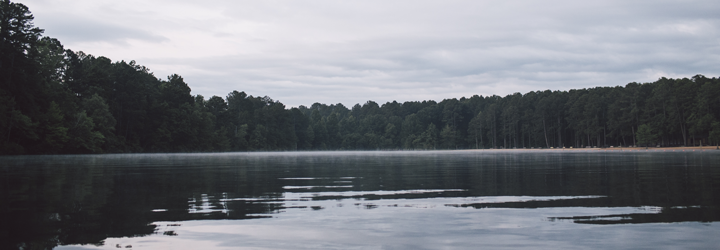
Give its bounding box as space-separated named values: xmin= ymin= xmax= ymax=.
xmin=36 ymin=101 xmax=68 ymax=153
xmin=636 ymin=124 xmax=657 ymax=148
xmin=467 ymin=111 xmax=483 ymax=149
xmin=296 ymin=76 xmax=718 ymax=150
xmin=0 ymin=0 xmax=44 ymax=117
xmin=82 ymin=94 xmax=116 ymax=151
xmin=0 ymin=93 xmax=36 ymax=154
xmin=1 ymin=0 xmax=719 ymax=154
xmin=67 ymin=110 xmax=103 ymax=153
xmin=709 ymin=122 xmax=720 ymax=148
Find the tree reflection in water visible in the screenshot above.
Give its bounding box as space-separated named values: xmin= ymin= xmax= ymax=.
xmin=1 ymin=151 xmax=719 ymax=249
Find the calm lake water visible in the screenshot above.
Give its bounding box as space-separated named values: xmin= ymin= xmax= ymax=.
xmin=2 ymin=150 xmax=720 ymax=249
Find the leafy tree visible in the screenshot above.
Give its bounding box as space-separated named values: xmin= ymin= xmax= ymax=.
xmin=636 ymin=124 xmax=657 ymax=149
xmin=4 ymin=0 xmax=720 ymax=154
xmin=83 ymin=94 xmax=117 ymax=151
xmin=440 ymin=124 xmax=456 ymax=149
xmin=161 ymin=74 xmax=194 ymax=106
xmin=206 ymin=95 xmax=228 ymax=122
xmin=383 ymin=123 xmax=398 ymax=148
xmin=709 ymin=122 xmax=720 ymax=149
xmin=400 ymin=114 xmax=423 ymax=147
xmin=250 ymin=124 xmax=268 ymax=150
xmin=67 ymin=111 xmax=104 ymax=153
xmin=0 ymin=91 xmax=36 ymax=154
xmin=234 ymin=124 xmax=249 ymax=150
xmin=35 ymin=101 xmax=68 ymax=153
xmin=413 ymin=123 xmax=438 ymax=149
xmin=290 ymin=108 xmax=310 ymax=150
xmin=468 ymin=112 xmax=483 ymax=149
xmin=0 ymin=0 xmax=44 ymax=153
xmin=0 ymin=0 xmax=44 ymax=114
xmin=305 ymin=124 xmax=315 ymax=149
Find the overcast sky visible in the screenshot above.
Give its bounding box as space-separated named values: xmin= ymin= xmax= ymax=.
xmin=22 ymin=0 xmax=720 ymax=107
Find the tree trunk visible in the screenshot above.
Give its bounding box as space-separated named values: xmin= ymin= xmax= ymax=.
xmin=480 ymin=125 xmax=483 ymax=149
xmin=513 ymin=125 xmax=518 ymax=147
xmin=675 ymin=103 xmax=687 ymax=146
xmin=542 ymin=117 xmax=549 ymax=148
xmin=681 ymin=123 xmax=687 ymax=146
xmin=474 ymin=131 xmax=478 ymax=149
xmin=557 ymin=117 xmax=562 ymax=148
xmin=503 ymin=123 xmax=507 ymax=149
xmin=587 ymin=134 xmax=591 ymax=147
xmin=492 ymin=124 xmax=496 ymax=149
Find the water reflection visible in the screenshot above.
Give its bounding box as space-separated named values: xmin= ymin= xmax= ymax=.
xmin=550 ymin=206 xmax=720 ymax=224
xmin=1 ymin=151 xmax=719 ymax=249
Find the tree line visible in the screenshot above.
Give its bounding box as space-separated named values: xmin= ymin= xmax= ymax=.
xmin=1 ymin=0 xmax=719 ymax=155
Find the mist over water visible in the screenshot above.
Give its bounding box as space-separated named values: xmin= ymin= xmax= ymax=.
xmin=2 ymin=151 xmax=719 ymax=249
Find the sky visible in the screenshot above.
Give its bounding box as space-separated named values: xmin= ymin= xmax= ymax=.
xmin=21 ymin=0 xmax=720 ymax=107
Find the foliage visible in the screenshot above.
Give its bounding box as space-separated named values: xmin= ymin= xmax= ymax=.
xmin=1 ymin=0 xmax=719 ymax=154
xmin=636 ymin=124 xmax=657 ymax=148
xmin=709 ymin=122 xmax=720 ymax=148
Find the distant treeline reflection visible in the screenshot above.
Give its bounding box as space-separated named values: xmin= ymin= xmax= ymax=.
xmin=1 ymin=152 xmax=719 ymax=249
xmin=1 ymin=1 xmax=720 ymax=155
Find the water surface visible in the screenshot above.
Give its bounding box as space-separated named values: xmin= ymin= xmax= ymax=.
xmin=2 ymin=150 xmax=719 ymax=249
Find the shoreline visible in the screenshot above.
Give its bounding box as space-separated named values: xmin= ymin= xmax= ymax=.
xmin=2 ymin=146 xmax=719 ymax=157
xmin=464 ymin=146 xmax=720 ymax=152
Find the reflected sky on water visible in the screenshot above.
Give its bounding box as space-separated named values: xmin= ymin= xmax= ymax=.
xmin=2 ymin=150 xmax=720 ymax=249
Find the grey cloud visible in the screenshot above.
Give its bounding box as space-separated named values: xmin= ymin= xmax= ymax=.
xmin=32 ymin=0 xmax=719 ymax=107
xmin=38 ymin=13 xmax=168 ymax=45
xmin=144 ymin=26 xmax=720 ymax=106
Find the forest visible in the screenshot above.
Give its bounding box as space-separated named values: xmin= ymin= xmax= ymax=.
xmin=1 ymin=0 xmax=719 ymax=155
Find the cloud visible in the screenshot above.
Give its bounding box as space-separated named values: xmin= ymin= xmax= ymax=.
xmin=21 ymin=0 xmax=720 ymax=107
xmin=39 ymin=14 xmax=168 ymax=45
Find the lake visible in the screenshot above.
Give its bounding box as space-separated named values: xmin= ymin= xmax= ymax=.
xmin=2 ymin=150 xmax=719 ymax=249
